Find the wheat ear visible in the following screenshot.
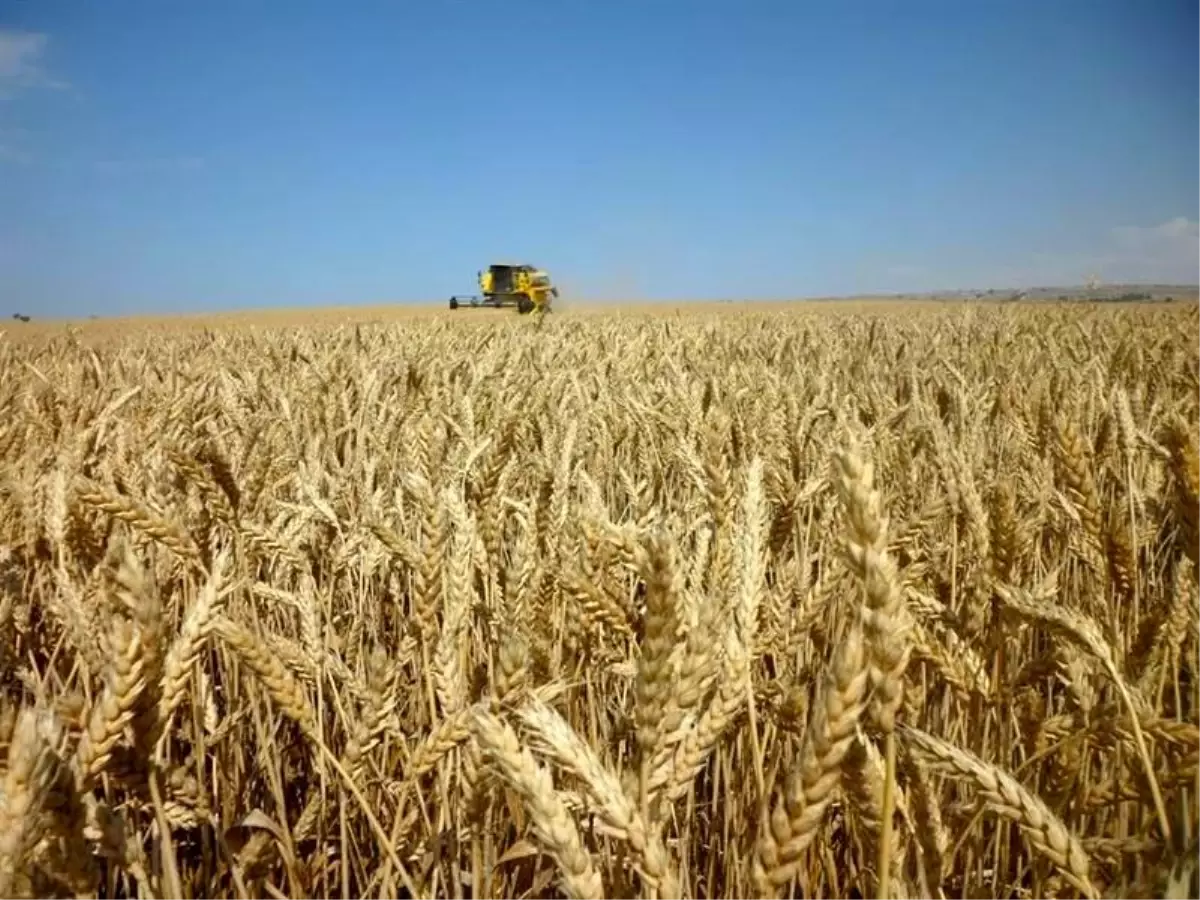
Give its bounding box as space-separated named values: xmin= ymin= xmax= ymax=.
xmin=834 ymin=442 xmax=910 ymax=898
xmin=0 ymin=709 xmax=64 ymax=897
xmin=471 ymin=707 xmax=604 ymax=900
xmin=901 ymin=724 xmax=1098 ymax=899
xmin=516 ymin=696 xmax=678 ymax=898
xmin=754 ymin=623 xmax=870 ymax=896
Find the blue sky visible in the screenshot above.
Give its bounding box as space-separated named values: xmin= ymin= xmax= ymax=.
xmin=1 ymin=0 xmax=1196 ymax=317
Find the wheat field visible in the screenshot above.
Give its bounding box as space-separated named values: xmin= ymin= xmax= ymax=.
xmin=0 ymin=301 xmax=1196 ymax=899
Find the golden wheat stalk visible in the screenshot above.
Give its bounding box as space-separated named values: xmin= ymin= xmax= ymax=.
xmin=991 ymin=578 xmax=1172 ymax=842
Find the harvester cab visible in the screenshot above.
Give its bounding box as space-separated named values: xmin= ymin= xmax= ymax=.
xmin=449 ymin=263 xmax=559 ymax=314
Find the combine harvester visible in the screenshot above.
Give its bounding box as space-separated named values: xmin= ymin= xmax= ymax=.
xmin=449 ymin=263 xmax=559 ymax=314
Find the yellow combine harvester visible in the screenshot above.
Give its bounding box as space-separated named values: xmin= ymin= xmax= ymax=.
xmin=449 ymin=263 xmax=558 ymax=314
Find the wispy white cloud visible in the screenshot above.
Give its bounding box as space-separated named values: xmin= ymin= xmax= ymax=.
xmin=971 ymin=217 xmax=1200 ymax=289
xmin=0 ymin=66 xmax=207 ymax=171
xmin=0 ymin=29 xmax=70 ymax=165
xmin=0 ymin=28 xmax=69 ymax=91
xmin=1104 ymin=217 xmax=1199 ymax=282
xmin=856 ymin=217 xmax=1199 ymax=294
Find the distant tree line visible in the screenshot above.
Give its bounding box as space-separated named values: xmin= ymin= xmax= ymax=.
xmin=1081 ymin=291 xmax=1157 ymax=303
